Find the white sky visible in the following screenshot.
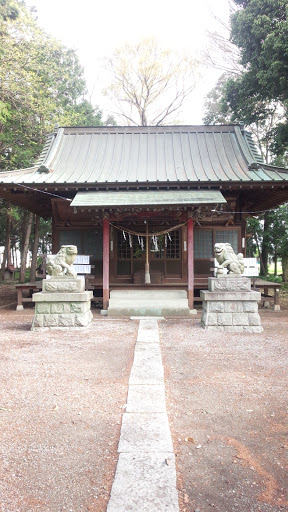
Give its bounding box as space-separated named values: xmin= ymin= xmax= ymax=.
xmin=28 ymin=0 xmax=232 ymax=124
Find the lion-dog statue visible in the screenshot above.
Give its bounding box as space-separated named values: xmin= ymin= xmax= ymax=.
xmin=214 ymin=242 xmax=244 ymax=276
xmin=47 ymin=245 xmax=77 ymax=277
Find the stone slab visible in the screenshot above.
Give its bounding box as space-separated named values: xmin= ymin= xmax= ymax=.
xmin=109 ymin=299 xmax=189 ymax=307
xmin=232 ymin=313 xmax=249 ymax=325
xmin=118 ymin=413 xmax=173 ymax=453
xmin=200 ymin=291 xmax=261 ymax=301
xmin=201 ymin=311 xmax=217 ymax=326
xmin=110 ymin=289 xmax=186 ymax=298
xmin=108 ymin=307 xmax=190 ymax=317
xmin=31 ymin=310 xmax=93 ymax=330
xmin=131 ymin=317 xmax=165 ymax=320
xmin=32 ymin=291 xmax=93 ymax=302
xmin=129 ymin=348 xmax=164 ymax=384
xmin=201 ymin=324 xmax=264 ymax=333
xmin=42 ymin=277 xmax=85 ymax=293
xmin=218 ymin=313 xmax=233 ymax=326
xmin=243 ymin=326 xmax=264 ymax=333
xmin=129 ymin=360 xmax=164 ymax=385
xmin=201 ymin=325 xmax=225 ymax=331
xmin=137 ymin=331 xmax=160 ymax=342
xmin=126 ymin=384 xmax=167 ymax=413
xmin=134 ymin=342 xmax=162 ymax=357
xmin=208 ymin=276 xmax=251 ymax=292
xmin=137 ymin=320 xmax=160 ymax=343
xmin=106 ymin=452 xmax=179 ymax=512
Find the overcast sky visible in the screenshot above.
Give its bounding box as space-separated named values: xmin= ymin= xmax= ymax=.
xmin=28 ymin=0 xmax=232 ymax=124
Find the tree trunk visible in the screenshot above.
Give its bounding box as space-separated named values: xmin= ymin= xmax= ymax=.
xmin=260 ymin=213 xmax=271 ymax=275
xmin=282 ymin=254 xmax=288 ymax=282
xmin=30 ymin=215 xmax=40 ymax=281
xmin=20 ymin=210 xmax=28 ymax=254
xmin=253 ymin=232 xmax=265 ymax=274
xmin=274 ymin=250 xmax=278 ymax=276
xmin=0 ymin=209 xmax=12 ymax=280
xmin=19 ymin=212 xmax=33 ymax=283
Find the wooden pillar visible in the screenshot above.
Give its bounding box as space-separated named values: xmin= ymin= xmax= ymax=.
xmin=103 ymin=218 xmax=110 ymax=310
xmin=187 ymin=217 xmax=194 ymax=309
xmin=144 ymin=221 xmax=151 ymax=284
xmin=274 ymin=287 xmax=280 ymax=311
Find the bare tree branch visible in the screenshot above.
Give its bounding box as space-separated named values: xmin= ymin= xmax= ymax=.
xmin=102 ymin=38 xmax=200 ymax=126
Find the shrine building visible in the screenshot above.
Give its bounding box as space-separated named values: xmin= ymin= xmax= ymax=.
xmin=1 ymin=124 xmax=288 ymax=311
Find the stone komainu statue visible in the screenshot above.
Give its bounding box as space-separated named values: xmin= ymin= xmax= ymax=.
xmin=47 ymin=245 xmax=78 ymax=277
xmin=214 ymin=243 xmax=245 ymax=276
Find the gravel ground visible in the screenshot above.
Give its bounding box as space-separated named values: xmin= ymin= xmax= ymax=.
xmin=0 ymin=298 xmax=136 ymax=512
xmin=159 ymin=310 xmax=288 ymax=512
xmin=0 ymin=283 xmax=287 ymax=512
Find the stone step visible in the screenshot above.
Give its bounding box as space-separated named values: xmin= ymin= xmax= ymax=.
xmin=107 ymin=289 xmax=191 ymax=317
xmin=110 ymin=290 xmax=187 ymax=299
xmin=107 ymin=306 xmax=191 ymax=317
xmin=109 ymin=298 xmax=189 ymax=307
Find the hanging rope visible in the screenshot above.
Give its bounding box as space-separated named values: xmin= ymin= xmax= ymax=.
xmin=109 ymin=221 xmax=187 ymax=237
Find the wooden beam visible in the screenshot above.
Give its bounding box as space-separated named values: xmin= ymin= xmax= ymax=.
xmin=103 ymin=218 xmax=110 ymax=310
xmin=187 ymin=217 xmax=194 ymax=309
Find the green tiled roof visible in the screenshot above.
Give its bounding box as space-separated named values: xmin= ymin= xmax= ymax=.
xmin=1 ymin=125 xmax=288 ymax=186
xmin=71 ymin=189 xmax=226 ymax=208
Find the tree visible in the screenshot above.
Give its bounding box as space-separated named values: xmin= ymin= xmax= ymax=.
xmin=204 ymin=0 xmax=243 ymax=77
xmin=0 ymin=0 xmax=112 ymax=171
xmin=223 ymin=0 xmax=288 ymax=157
xmin=0 ymin=0 xmax=19 ymax=23
xmin=203 ymin=0 xmax=288 ymax=276
xmin=245 ymin=205 xmax=288 ymax=279
xmin=230 ymin=0 xmax=288 ymax=102
xmin=19 ymin=211 xmax=33 ymax=282
xmin=0 ymin=0 xmax=114 ymax=279
xmin=203 ymin=75 xmax=284 ymax=164
xmin=30 ymin=214 xmax=40 ymax=282
xmin=103 ymin=38 xmax=199 ymax=126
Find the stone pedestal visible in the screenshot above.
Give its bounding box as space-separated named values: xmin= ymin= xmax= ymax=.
xmin=31 ymin=277 xmax=93 ymax=330
xmin=200 ymin=276 xmax=263 ymax=332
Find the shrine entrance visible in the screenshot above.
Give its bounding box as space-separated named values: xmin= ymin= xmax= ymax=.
xmin=115 ymin=226 xmax=182 ymax=283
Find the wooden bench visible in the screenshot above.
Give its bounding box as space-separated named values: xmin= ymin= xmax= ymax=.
xmin=251 ymin=278 xmax=282 ymax=310
xmin=15 ymin=281 xmax=42 ymax=310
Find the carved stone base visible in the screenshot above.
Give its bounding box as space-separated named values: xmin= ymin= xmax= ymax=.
xmin=31 ymin=277 xmax=93 ymax=330
xmin=200 ymin=276 xmax=263 ymax=333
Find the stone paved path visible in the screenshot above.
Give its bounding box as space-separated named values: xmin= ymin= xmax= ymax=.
xmin=107 ymin=317 xmax=179 ymax=512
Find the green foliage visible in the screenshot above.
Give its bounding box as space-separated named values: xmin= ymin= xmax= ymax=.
xmin=0 ymin=0 xmax=110 ymax=171
xmin=36 ymin=218 xmax=52 ymax=254
xmin=230 ymin=0 xmax=288 ymax=98
xmin=203 ymin=75 xmax=233 ymax=125
xmin=204 ymin=1 xmax=288 ymax=160
xmin=221 ymin=0 xmax=288 ymax=156
xmin=0 ymin=0 xmax=117 ymax=272
xmin=203 ymin=74 xmax=282 ymax=163
xmin=0 ymin=0 xmax=19 ymax=22
xmin=246 ymin=204 xmax=288 ymax=276
xmin=246 ymin=216 xmax=261 ymax=257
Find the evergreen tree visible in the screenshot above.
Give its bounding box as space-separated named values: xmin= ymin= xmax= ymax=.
xmin=0 ymin=0 xmax=114 ymax=279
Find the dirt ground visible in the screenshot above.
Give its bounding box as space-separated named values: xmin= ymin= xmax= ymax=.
xmin=0 ymin=283 xmax=287 ymax=512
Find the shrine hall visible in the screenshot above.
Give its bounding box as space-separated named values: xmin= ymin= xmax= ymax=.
xmin=1 ymin=124 xmax=288 ymax=311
